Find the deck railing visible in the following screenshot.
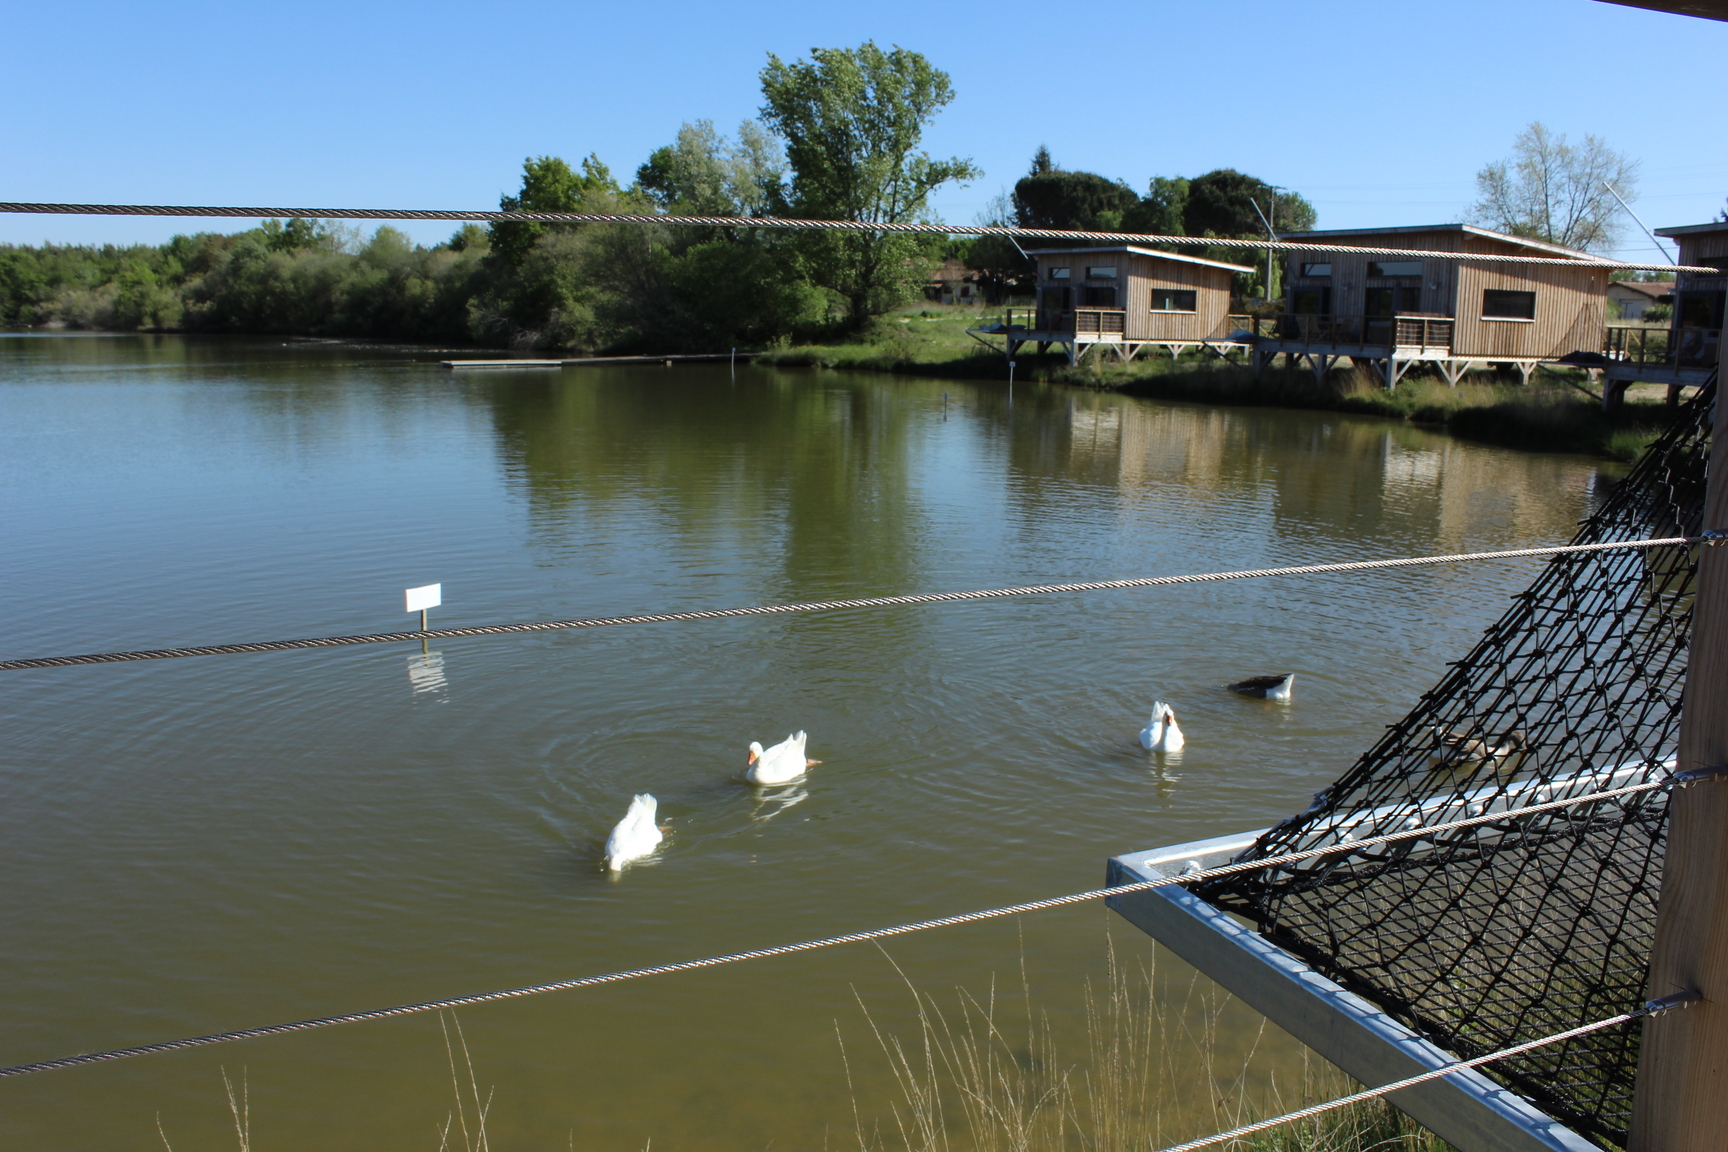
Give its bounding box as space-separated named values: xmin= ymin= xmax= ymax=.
xmin=1258 ymin=313 xmax=1454 ymax=352
xmin=1604 ymin=323 xmax=1720 ymax=368
xmin=1073 ymin=308 xmax=1127 ymax=337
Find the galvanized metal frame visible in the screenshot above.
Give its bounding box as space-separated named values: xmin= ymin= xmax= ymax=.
xmin=1107 ymin=833 xmax=1599 ymax=1152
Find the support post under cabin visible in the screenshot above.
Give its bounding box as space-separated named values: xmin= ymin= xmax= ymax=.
xmin=1629 ymin=334 xmax=1728 ymax=1149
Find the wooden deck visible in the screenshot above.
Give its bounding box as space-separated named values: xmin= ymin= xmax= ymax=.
xmin=441 ymin=352 xmax=749 ymax=370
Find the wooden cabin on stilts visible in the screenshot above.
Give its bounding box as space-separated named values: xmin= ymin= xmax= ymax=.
xmin=1602 ymin=220 xmax=1726 ymax=410
xmin=1251 ymin=224 xmax=1610 ymax=389
xmin=968 ymin=246 xmax=1254 ymax=365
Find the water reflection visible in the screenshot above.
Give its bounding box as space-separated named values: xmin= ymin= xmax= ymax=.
xmin=406 ymin=650 xmax=447 ymax=696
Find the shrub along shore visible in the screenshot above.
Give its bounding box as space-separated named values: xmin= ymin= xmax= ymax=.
xmin=755 ymin=306 xmax=1675 ymax=463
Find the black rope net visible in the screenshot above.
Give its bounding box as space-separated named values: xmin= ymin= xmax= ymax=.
xmin=1201 ymin=376 xmax=1717 ymax=1149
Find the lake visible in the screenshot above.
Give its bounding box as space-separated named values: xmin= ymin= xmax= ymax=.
xmin=0 ymin=334 xmax=1613 ymax=1150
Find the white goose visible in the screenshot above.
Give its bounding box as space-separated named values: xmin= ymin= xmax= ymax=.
xmin=1139 ymin=702 xmax=1185 ymax=753
xmin=746 ymin=731 xmax=820 ymax=785
xmin=604 ymin=793 xmax=664 ymax=872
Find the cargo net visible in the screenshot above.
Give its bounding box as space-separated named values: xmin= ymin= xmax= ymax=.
xmin=1201 ymin=377 xmax=1716 ymax=1149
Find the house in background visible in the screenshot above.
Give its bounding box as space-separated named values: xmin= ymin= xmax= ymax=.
xmin=1607 ymin=278 xmax=1674 ymax=321
xmin=1603 ymin=221 xmax=1727 ymax=405
xmin=973 ymin=245 xmax=1253 ymax=364
xmin=1254 ymin=224 xmax=1609 ymax=388
xmin=925 ymin=259 xmax=980 ymax=305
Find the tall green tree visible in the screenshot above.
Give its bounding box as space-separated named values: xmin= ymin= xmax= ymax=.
xmin=1012 ymin=149 xmax=1140 ymax=233
xmin=759 ymin=41 xmax=978 ymax=323
xmin=1469 ymin=122 xmax=1637 ymax=253
xmin=1182 ymin=169 xmax=1315 ymax=239
xmin=1121 ymin=177 xmax=1190 ymax=238
xmin=489 ymin=154 xmax=619 ymax=269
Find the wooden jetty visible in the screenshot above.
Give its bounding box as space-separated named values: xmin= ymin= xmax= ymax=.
xmin=440 ymin=352 xmax=752 ymax=370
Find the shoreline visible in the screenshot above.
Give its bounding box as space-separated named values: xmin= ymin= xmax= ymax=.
xmin=3 ymin=325 xmax=1677 ymax=462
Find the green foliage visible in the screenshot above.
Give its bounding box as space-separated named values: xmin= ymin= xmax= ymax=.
xmin=1184 ymin=169 xmax=1316 ymax=238
xmin=1122 ymin=176 xmax=1189 ymax=237
xmin=759 ymin=40 xmax=978 ymax=323
xmin=488 ymin=153 xmax=619 ymax=268
xmin=1012 ymin=155 xmax=1140 ymax=232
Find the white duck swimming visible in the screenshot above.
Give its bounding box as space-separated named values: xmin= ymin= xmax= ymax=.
xmin=1139 ymin=702 xmax=1185 ymax=752
xmin=1228 ymin=673 xmax=1294 ymax=702
xmin=746 ymin=731 xmax=820 ymax=785
xmin=604 ymin=793 xmax=664 ymax=872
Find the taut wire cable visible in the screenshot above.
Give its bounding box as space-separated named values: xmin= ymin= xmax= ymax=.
xmin=0 ymin=536 xmax=1703 ymax=671
xmin=0 ymin=203 xmax=1699 ymax=273
xmin=0 ymin=775 xmax=1672 ymax=1080
xmin=1152 ymin=991 xmax=1699 ymax=1152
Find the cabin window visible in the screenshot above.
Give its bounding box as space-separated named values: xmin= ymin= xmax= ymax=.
xmin=1299 ymin=262 xmax=1332 ymax=278
xmin=1677 ymin=290 xmax=1725 ymax=329
xmin=1048 ymin=267 xmax=1071 ymax=281
xmin=1290 ymin=287 xmax=1332 ymax=315
xmin=1368 ymin=260 xmax=1424 ymax=278
xmin=1085 ymin=266 xmax=1118 ymax=279
xmin=1081 ymin=286 xmax=1118 ymax=306
xmin=1482 ymin=289 xmax=1536 ymax=320
xmin=1149 ymin=289 xmax=1198 ymax=312
xmin=1694 ymin=256 xmax=1728 ymax=273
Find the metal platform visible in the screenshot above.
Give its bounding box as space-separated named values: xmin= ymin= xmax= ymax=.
xmin=1102 ymin=761 xmax=1666 ymax=1151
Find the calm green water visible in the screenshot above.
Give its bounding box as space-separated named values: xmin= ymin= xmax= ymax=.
xmin=0 ymin=335 xmax=1611 ymax=1150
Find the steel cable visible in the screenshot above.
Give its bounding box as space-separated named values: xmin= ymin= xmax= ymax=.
xmin=0 ymin=775 xmax=1671 ymax=1080
xmin=0 ymin=537 xmax=1702 ymax=672
xmin=0 ymin=203 xmax=1698 ymax=272
xmin=1152 ymin=991 xmax=1698 ymax=1152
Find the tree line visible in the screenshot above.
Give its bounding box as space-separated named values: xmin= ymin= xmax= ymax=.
xmin=0 ymin=38 xmax=1650 ymax=352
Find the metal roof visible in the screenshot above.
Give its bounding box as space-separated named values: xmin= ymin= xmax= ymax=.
xmin=1276 ymin=223 xmax=1599 ymax=260
xmin=1023 ymin=245 xmax=1256 ymax=274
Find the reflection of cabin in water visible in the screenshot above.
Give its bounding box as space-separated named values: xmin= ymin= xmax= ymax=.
xmin=988 ymin=246 xmax=1253 ymax=363
xmin=1254 ymin=224 xmax=1609 ymax=388
xmin=1603 ymin=221 xmax=1726 ymax=405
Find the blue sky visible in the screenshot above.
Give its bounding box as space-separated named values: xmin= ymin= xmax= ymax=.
xmin=3 ymin=1 xmax=1724 ymax=262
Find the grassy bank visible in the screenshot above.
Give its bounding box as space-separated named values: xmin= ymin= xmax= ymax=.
xmin=755 ymin=305 xmax=1679 ymax=462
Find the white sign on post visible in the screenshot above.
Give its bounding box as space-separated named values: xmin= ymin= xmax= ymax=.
xmin=405 ymin=583 xmax=442 ymax=613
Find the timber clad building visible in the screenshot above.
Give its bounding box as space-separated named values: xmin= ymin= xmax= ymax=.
xmin=1602 ymin=220 xmax=1726 ymax=403
xmin=1263 ymin=224 xmax=1609 ymax=387
xmin=1017 ymin=246 xmax=1253 ymax=362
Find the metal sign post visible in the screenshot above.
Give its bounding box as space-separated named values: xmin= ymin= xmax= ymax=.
xmin=405 ymin=583 xmax=441 ymax=638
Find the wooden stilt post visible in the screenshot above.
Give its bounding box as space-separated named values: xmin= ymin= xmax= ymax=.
xmin=1630 ymin=343 xmax=1728 ymax=1150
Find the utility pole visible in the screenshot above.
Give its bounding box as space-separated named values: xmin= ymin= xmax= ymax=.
xmin=1251 ymin=191 xmax=1282 ymax=307
xmin=1629 ymin=340 xmax=1728 ymax=1148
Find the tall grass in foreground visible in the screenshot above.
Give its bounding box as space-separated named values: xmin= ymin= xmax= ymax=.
xmin=837 ymin=939 xmax=1451 ymax=1152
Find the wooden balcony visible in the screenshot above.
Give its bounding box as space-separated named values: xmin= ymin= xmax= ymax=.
xmin=1255 ymin=313 xmax=1453 ymax=354
xmin=1034 ymin=308 xmax=1128 ymax=340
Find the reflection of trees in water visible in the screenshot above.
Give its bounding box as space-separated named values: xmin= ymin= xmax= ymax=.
xmin=482 ymin=367 xmax=929 ymax=598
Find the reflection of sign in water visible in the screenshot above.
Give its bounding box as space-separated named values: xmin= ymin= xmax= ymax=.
xmin=407 ymin=651 xmax=447 ymax=695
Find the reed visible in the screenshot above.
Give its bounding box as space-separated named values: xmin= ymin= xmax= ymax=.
xmin=836 ymin=936 xmax=1451 ymax=1152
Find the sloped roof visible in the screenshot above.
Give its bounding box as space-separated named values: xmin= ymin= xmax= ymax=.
xmin=1277 ymin=223 xmax=1599 ymax=260
xmin=1653 ymin=221 xmax=1728 ymax=238
xmin=1609 ymin=280 xmax=1675 ymax=299
xmin=1024 ymin=245 xmax=1255 ymax=274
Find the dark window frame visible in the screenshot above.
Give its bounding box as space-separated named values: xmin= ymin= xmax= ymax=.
xmin=1482 ymin=288 xmax=1537 ymax=320
xmin=1080 ymin=285 xmax=1118 ymax=307
xmin=1299 ymin=262 xmax=1332 ymax=278
xmin=1048 ymin=267 xmax=1071 ymax=281
xmin=1084 ymin=265 xmax=1119 ymax=280
xmin=1149 ymin=288 xmax=1198 ymax=313
xmin=1367 ymin=260 xmax=1424 ymax=278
